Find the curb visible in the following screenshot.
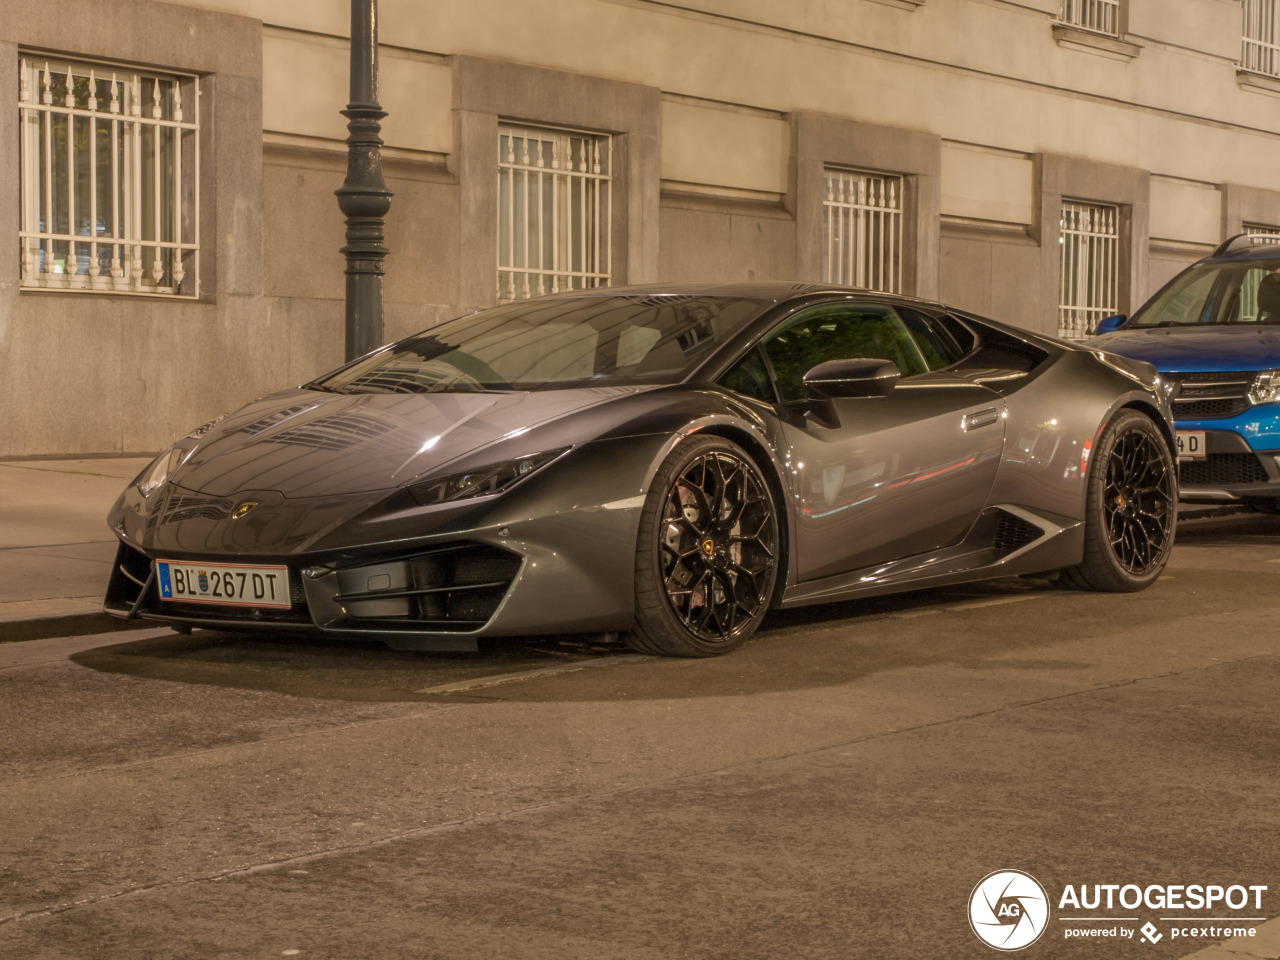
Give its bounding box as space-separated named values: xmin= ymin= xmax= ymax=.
xmin=0 ymin=613 xmax=160 ymax=645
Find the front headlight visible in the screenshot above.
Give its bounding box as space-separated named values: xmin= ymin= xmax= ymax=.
xmin=1251 ymin=370 xmax=1280 ymax=405
xmin=133 ymin=415 xmax=228 ymax=498
xmin=135 ymin=446 xmax=189 ymax=498
xmin=406 ymin=449 xmax=568 ymax=506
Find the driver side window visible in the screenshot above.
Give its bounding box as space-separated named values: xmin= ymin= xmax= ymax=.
xmin=762 ymin=303 xmax=931 ymax=403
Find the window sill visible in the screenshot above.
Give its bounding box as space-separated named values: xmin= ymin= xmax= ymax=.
xmin=1052 ymin=23 xmax=1142 ymax=62
xmin=19 ymin=283 xmax=202 ymax=302
xmin=940 ymin=215 xmax=1037 ymax=246
xmin=660 ymin=180 xmax=791 ymax=219
xmin=1237 ymin=69 xmax=1280 ymax=98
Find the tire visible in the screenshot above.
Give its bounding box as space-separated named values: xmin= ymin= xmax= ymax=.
xmin=627 ymin=436 xmax=781 ymax=657
xmin=1060 ymin=409 xmax=1177 ymax=592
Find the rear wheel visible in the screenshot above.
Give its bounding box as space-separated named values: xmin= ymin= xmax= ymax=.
xmin=1061 ymin=409 xmax=1176 ymax=591
xmin=628 ymin=437 xmax=780 ymax=657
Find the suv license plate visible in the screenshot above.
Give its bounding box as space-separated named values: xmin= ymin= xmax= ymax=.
xmin=1175 ymin=430 xmax=1206 ymax=460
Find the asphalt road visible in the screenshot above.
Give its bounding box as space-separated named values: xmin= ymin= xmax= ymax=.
xmin=3 ymin=514 xmax=1280 ymax=960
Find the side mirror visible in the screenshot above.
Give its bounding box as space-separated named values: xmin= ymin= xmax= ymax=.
xmin=1093 ymin=314 xmax=1127 ymax=335
xmin=802 ymin=358 xmax=901 ymax=427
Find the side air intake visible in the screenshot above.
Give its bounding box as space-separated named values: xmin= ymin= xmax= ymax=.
xmin=992 ymin=510 xmax=1044 ymax=555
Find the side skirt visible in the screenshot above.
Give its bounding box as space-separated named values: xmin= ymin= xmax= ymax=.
xmin=778 ymin=505 xmax=1084 ymax=609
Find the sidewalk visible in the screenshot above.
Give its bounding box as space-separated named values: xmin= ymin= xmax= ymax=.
xmin=0 ymin=456 xmax=153 ymax=641
xmin=0 ymin=455 xmax=1248 ymax=644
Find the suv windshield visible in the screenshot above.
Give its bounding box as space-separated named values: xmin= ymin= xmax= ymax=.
xmin=315 ymin=295 xmax=767 ymax=394
xmin=1130 ymin=258 xmax=1280 ymax=327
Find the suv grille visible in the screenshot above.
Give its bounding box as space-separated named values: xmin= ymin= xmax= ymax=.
xmin=1180 ymin=453 xmax=1270 ymax=485
xmin=1176 ymin=398 xmax=1250 ymax=419
xmin=1170 ymin=371 xmax=1254 ymax=421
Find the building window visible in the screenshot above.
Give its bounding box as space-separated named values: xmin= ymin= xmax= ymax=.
xmin=18 ymin=55 xmax=199 ymax=296
xmin=1059 ymin=0 xmax=1120 ymax=36
xmin=1243 ymin=0 xmax=1280 ymax=76
xmin=497 ymin=123 xmax=611 ymax=302
xmin=1058 ymin=199 xmax=1119 ymax=340
xmin=822 ymin=167 xmax=903 ymax=293
xmin=1245 ymin=221 xmax=1280 ymax=243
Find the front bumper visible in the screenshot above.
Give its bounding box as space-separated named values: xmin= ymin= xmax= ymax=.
xmin=103 ymin=434 xmax=671 ymax=646
xmin=1173 ymin=427 xmax=1280 ymax=502
xmin=104 ymin=517 xmax=642 ymax=648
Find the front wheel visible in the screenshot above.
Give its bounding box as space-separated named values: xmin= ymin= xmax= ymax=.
xmin=627 ymin=437 xmax=780 ymax=657
xmin=1060 ymin=409 xmax=1176 ymax=591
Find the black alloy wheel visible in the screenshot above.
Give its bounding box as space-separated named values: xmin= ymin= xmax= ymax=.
xmin=629 ymin=437 xmax=780 ymax=656
xmin=1103 ymin=428 xmax=1175 ymax=573
xmin=1061 ymin=409 xmax=1176 ymax=591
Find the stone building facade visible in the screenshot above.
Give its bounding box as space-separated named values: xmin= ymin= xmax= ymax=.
xmin=4 ymin=0 xmax=1280 ymax=455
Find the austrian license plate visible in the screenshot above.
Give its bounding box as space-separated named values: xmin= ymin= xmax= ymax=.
xmin=156 ymin=560 xmax=291 ymax=608
xmin=1175 ymin=430 xmax=1207 ymax=460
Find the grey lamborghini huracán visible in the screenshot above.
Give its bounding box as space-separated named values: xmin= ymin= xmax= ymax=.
xmin=106 ymin=285 xmax=1178 ymax=656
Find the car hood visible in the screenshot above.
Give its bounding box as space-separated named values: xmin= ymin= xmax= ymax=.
xmin=171 ymin=386 xmax=650 ymax=498
xmin=1086 ymin=326 xmax=1280 ymax=372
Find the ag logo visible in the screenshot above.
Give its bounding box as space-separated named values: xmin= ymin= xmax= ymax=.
xmin=968 ymin=869 xmax=1049 ymax=951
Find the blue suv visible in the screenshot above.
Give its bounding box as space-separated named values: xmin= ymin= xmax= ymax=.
xmin=1087 ymin=234 xmax=1280 ymax=511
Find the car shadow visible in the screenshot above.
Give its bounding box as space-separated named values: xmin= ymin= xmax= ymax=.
xmin=1175 ymin=510 xmax=1280 ymax=546
xmin=66 ymin=574 xmax=1126 ymax=703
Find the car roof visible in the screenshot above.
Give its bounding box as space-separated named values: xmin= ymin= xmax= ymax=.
xmin=523 ymin=281 xmax=949 ymax=311
xmin=1203 ymin=235 xmax=1280 ymax=263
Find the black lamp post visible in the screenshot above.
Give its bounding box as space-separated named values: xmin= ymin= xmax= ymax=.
xmin=336 ymin=0 xmax=392 ymax=361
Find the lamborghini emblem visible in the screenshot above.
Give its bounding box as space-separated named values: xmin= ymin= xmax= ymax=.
xmin=232 ymin=500 xmax=259 ymax=520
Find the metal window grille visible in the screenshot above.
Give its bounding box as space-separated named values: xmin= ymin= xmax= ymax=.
xmin=18 ymin=55 xmax=199 ymax=296
xmin=497 ymin=123 xmax=610 ymax=302
xmin=1245 ymin=221 xmax=1280 ymax=243
xmin=1243 ymin=0 xmax=1280 ymax=77
xmin=822 ymin=167 xmax=903 ymax=293
xmin=1059 ymin=0 xmax=1120 ymax=35
xmin=1058 ymin=200 xmax=1119 ymax=340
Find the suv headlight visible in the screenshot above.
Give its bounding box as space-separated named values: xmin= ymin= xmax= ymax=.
xmin=1251 ymin=371 xmax=1280 ymax=405
xmin=406 ymin=449 xmax=568 ymax=506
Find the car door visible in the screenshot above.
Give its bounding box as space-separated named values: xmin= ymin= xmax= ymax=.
xmin=760 ymin=300 xmax=1006 ymax=581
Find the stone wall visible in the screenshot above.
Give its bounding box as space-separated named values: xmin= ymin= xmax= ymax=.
xmin=8 ymin=0 xmax=1280 ymax=454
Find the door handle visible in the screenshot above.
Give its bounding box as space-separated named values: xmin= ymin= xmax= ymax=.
xmin=963 ymin=407 xmax=1001 ymax=431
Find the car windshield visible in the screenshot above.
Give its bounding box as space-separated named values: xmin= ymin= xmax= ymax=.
xmin=314 ymin=295 xmax=768 ymax=393
xmin=1130 ymin=258 xmax=1280 ymax=327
